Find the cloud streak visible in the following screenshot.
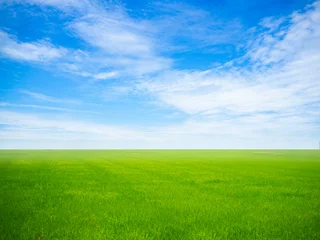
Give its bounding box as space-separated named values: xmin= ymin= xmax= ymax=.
xmin=0 ymin=102 xmax=97 ymax=113
xmin=0 ymin=30 xmax=66 ymax=62
xmin=0 ymin=109 xmax=317 ymax=149
xmin=20 ymin=90 xmax=80 ymax=104
xmin=0 ymin=110 xmax=147 ymax=141
xmin=139 ymin=2 xmax=320 ymax=115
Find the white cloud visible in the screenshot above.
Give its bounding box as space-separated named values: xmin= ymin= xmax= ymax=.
xmin=136 ymin=1 xmax=320 ymax=147
xmin=0 ymin=109 xmax=317 ymax=149
xmin=0 ymin=30 xmax=66 ymax=62
xmin=0 ymin=110 xmax=148 ymax=140
xmin=1 ymin=0 xmax=172 ymax=77
xmin=139 ymin=2 xmax=320 ymax=114
xmin=93 ymin=71 xmax=118 ymax=80
xmin=140 ymin=62 xmax=319 ymax=116
xmin=20 ymin=90 xmax=80 ymax=104
xmin=66 ymin=7 xmax=172 ymax=76
xmin=148 ymin=2 xmax=244 ymax=53
xmin=245 ymin=1 xmax=320 ymax=66
xmin=2 ymin=0 xmax=91 ymax=13
xmin=70 ymin=13 xmax=153 ymax=57
xmin=0 ymin=102 xmax=96 ymax=113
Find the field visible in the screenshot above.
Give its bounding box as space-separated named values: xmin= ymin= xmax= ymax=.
xmin=0 ymin=150 xmax=319 ymax=239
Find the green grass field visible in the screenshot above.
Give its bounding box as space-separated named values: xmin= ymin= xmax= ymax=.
xmin=0 ymin=150 xmax=319 ymax=240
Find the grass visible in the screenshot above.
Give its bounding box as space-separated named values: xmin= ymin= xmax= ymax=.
xmin=0 ymin=150 xmax=319 ymax=240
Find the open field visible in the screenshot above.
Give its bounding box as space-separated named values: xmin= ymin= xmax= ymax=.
xmin=0 ymin=150 xmax=319 ymax=239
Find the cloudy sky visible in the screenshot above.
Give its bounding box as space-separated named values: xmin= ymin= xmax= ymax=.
xmin=0 ymin=0 xmax=319 ymax=149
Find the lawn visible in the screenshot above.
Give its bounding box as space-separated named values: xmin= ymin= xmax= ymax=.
xmin=0 ymin=150 xmax=319 ymax=239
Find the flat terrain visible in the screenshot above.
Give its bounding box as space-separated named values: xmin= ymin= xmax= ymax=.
xmin=0 ymin=150 xmax=319 ymax=239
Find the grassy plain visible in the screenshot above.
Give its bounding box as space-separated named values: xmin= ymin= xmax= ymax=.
xmin=0 ymin=150 xmax=319 ymax=239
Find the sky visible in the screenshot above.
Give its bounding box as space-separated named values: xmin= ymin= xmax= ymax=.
xmin=0 ymin=0 xmax=319 ymax=149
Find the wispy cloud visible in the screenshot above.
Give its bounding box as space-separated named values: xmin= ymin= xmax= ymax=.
xmin=0 ymin=109 xmax=317 ymax=149
xmin=20 ymin=90 xmax=80 ymax=104
xmin=65 ymin=4 xmax=172 ymax=76
xmin=138 ymin=1 xmax=320 ymax=141
xmin=93 ymin=71 xmax=118 ymax=80
xmin=0 ymin=30 xmax=66 ymax=62
xmin=0 ymin=110 xmax=148 ymax=141
xmin=148 ymin=2 xmax=244 ymax=53
xmin=0 ymin=102 xmax=97 ymax=113
xmin=0 ymin=0 xmax=241 ymax=79
xmin=70 ymin=12 xmax=153 ymax=57
xmin=244 ymin=1 xmax=320 ymax=67
xmin=2 ymin=0 xmax=92 ymax=13
xmin=0 ymin=0 xmax=172 ymax=79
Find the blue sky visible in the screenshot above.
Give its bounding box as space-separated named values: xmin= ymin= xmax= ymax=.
xmin=0 ymin=0 xmax=319 ymax=149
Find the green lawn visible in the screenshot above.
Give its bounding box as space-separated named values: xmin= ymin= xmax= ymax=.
xmin=0 ymin=150 xmax=319 ymax=239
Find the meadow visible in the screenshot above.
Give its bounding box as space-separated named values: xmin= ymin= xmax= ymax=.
xmin=0 ymin=150 xmax=319 ymax=240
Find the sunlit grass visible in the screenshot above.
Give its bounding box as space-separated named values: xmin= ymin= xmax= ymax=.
xmin=0 ymin=150 xmax=319 ymax=239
